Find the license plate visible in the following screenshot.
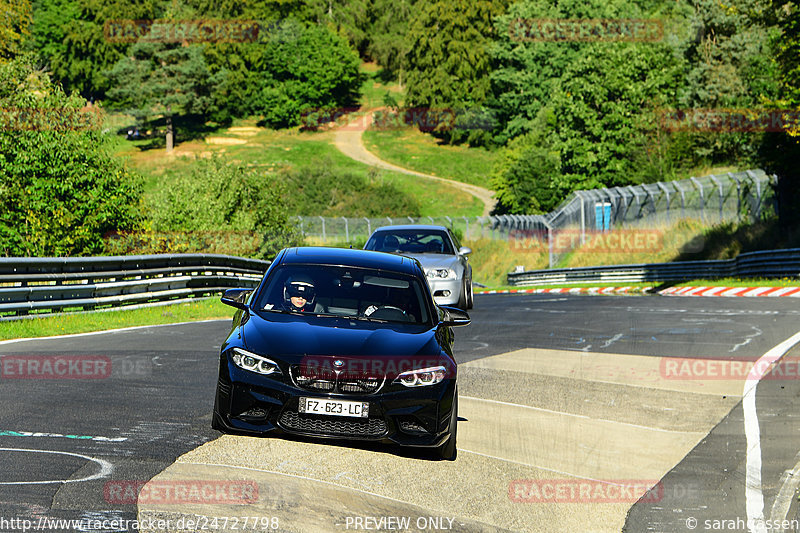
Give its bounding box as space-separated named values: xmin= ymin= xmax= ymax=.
xmin=298 ymin=397 xmax=369 ymax=418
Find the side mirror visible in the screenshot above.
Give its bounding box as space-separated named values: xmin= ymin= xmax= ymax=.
xmin=458 ymin=246 xmax=472 ymax=256
xmin=221 ymin=288 xmax=252 ymax=310
xmin=439 ymin=305 xmax=471 ymax=327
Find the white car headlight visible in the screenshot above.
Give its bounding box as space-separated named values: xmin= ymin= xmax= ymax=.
xmin=426 ymin=268 xmax=455 ymax=279
xmin=231 ymin=348 xmax=281 ymax=375
xmin=394 ymin=366 xmax=447 ymax=387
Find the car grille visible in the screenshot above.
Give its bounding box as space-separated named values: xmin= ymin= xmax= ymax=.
xmin=290 ymin=366 xmax=384 ymax=395
xmin=279 ymin=411 xmax=387 ymax=437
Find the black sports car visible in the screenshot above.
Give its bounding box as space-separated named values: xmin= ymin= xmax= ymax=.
xmin=212 ymin=247 xmax=470 ymax=459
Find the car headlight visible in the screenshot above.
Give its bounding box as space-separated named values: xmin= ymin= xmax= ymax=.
xmin=231 ymin=348 xmax=281 ymax=375
xmin=394 ymin=366 xmax=447 ymax=387
xmin=426 ymin=268 xmax=455 ymax=279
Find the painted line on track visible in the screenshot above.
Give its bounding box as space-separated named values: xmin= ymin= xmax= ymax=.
xmin=477 ymin=286 xmax=800 ymax=298
xmin=476 ymin=287 xmax=650 ymax=296
xmin=460 ymin=396 xmax=701 ymax=435
xmin=0 ymin=448 xmax=113 ymax=485
xmin=0 ymin=319 xmax=229 ymax=346
xmin=743 ymin=331 xmax=800 ymax=533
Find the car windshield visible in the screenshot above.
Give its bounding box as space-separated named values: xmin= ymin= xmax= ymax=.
xmin=365 ymin=230 xmax=454 ymax=255
xmin=257 ymin=264 xmax=431 ymax=324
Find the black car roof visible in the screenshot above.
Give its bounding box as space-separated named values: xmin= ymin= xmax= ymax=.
xmin=278 ymin=247 xmax=420 ymax=275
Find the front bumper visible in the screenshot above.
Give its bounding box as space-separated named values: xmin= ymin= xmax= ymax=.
xmin=214 ymin=358 xmax=457 ymax=448
xmin=427 ymin=278 xmax=462 ymax=306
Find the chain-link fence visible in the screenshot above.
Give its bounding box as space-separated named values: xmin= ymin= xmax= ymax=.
xmin=294 ymin=215 xmax=550 ymax=243
xmin=296 ymin=169 xmax=777 ymax=267
xmin=548 ymin=169 xmax=775 ymax=232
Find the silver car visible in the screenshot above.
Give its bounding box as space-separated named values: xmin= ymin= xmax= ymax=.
xmin=364 ymin=225 xmax=473 ymax=310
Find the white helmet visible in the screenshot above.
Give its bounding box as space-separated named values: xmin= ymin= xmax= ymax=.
xmin=284 ymin=275 xmax=316 ymax=307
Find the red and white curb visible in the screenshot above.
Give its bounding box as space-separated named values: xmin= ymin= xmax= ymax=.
xmin=476 ymin=287 xmax=648 ymax=295
xmin=660 ymin=286 xmax=800 ymax=297
xmin=476 ymin=286 xmax=800 ymax=297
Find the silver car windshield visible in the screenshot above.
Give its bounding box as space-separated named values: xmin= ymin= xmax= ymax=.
xmin=366 ymin=230 xmax=455 ymax=255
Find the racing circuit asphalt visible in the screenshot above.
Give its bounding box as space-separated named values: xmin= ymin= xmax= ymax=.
xmin=1 ymin=293 xmax=800 ymax=532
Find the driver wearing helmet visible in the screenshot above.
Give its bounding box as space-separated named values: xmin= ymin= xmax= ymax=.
xmin=283 ymin=275 xmax=317 ymax=313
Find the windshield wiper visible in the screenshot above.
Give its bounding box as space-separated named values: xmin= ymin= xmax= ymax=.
xmin=338 ymin=315 xmax=389 ymax=323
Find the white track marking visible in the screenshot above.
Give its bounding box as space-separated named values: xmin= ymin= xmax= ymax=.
xmin=601 ymin=333 xmax=624 ymax=349
xmin=743 ymin=331 xmax=800 ymax=533
xmin=460 ymin=396 xmax=701 ymax=434
xmin=768 ymin=451 xmax=800 ymax=533
xmin=456 ymin=449 xmax=656 ymax=490
xmin=0 ymin=448 xmax=112 ymax=485
xmin=730 ymin=326 xmax=763 ymax=353
xmin=0 ymin=319 xmax=228 ymax=345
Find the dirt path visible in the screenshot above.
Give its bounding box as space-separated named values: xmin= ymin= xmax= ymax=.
xmin=332 ymin=112 xmax=495 ymax=216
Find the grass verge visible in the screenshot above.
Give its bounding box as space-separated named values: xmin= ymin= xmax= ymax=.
xmin=116 ymin=120 xmax=482 ymax=218
xmin=0 ymin=298 xmax=233 ymax=341
xmin=362 ymin=128 xmax=495 ymax=188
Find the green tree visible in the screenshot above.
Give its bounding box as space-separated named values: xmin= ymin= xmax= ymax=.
xmin=367 ymin=0 xmax=417 ymax=84
xmin=148 ymin=157 xmax=301 ymax=259
xmin=0 ymin=0 xmax=32 ymax=61
xmin=43 ymin=0 xmax=161 ymax=99
xmin=253 ymin=20 xmax=362 ymax=127
xmin=490 ymin=112 xmax=562 ymax=214
xmin=759 ymin=0 xmax=800 ymax=226
xmin=107 ymin=41 xmax=217 ymax=151
xmin=403 ymin=0 xmax=507 ymax=141
xmin=302 ymin=0 xmax=372 ymax=55
xmin=0 ymin=56 xmax=142 ymax=256
xmin=549 ymin=42 xmax=683 ymax=191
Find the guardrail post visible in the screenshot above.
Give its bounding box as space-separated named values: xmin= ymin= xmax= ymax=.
xmin=656 ymin=182 xmax=671 ymax=223
xmin=319 ymin=216 xmax=325 ymax=240
xmin=729 ymin=172 xmax=742 ymax=219
xmin=445 ymin=216 xmax=452 ymax=229
xmin=463 ymin=217 xmax=469 ymax=239
xmin=364 ymin=217 xmax=371 ymax=237
xmin=547 ymin=223 xmax=554 ymax=269
xmin=709 ymin=175 xmax=724 ymax=222
xmin=580 ymin=194 xmax=586 ymax=244
xmin=746 ymin=170 xmax=763 ymax=219
xmin=690 ymin=177 xmax=704 ymax=222
xmin=673 ymin=181 xmax=686 ymax=219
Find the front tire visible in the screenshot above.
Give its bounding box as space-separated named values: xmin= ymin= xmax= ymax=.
xmin=466 ymin=277 xmax=474 ymax=310
xmin=437 ymin=392 xmax=458 ymax=460
xmin=457 ymin=279 xmax=468 ymax=310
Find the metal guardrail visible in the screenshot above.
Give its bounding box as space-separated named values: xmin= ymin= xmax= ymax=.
xmin=0 ymin=254 xmax=271 ymax=319
xmin=507 ymin=248 xmax=800 ymax=286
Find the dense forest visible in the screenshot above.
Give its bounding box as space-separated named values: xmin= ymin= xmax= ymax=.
xmin=1 ymin=0 xmax=799 ymax=256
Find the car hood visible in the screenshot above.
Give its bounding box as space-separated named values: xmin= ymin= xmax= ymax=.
xmin=406 ymin=254 xmax=461 ymax=272
xmin=242 ymin=313 xmax=442 ymax=359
